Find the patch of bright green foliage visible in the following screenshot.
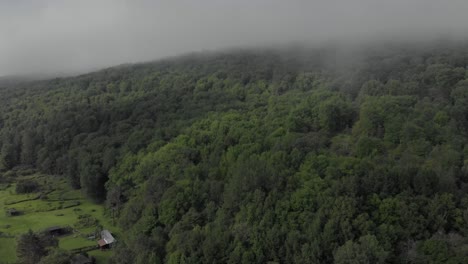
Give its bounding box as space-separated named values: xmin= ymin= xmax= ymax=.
xmin=0 ymin=173 xmax=117 ymax=263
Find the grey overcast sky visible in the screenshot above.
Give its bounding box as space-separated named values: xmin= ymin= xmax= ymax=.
xmin=1 ymin=0 xmax=467 ymax=76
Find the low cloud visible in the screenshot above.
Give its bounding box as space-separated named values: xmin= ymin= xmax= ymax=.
xmin=1 ymin=0 xmax=467 ymax=76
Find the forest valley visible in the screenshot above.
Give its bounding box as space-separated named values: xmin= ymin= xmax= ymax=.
xmin=1 ymin=41 xmax=468 ymax=263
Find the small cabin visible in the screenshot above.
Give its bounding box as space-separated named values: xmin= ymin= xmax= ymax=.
xmin=5 ymin=208 xmax=21 ymax=217
xmin=98 ymin=229 xmax=116 ymax=249
xmin=45 ymin=226 xmax=70 ymax=236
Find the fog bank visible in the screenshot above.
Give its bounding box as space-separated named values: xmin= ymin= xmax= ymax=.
xmin=1 ymin=0 xmax=468 ymax=76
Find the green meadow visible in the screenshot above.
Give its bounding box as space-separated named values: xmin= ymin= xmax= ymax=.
xmin=0 ymin=173 xmax=118 ymax=264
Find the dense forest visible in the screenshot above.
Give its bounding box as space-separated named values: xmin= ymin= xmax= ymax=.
xmin=1 ymin=41 xmax=468 ymax=263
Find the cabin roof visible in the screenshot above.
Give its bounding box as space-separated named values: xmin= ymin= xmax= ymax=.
xmin=101 ymin=230 xmax=116 ymax=244
xmin=46 ymin=226 xmax=62 ymax=232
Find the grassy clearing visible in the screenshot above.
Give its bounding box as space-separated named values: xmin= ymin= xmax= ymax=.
xmin=0 ymin=173 xmax=118 ymax=263
xmin=60 ymin=235 xmax=97 ymax=250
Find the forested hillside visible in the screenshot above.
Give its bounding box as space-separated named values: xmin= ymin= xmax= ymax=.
xmin=1 ymin=42 xmax=468 ymax=263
